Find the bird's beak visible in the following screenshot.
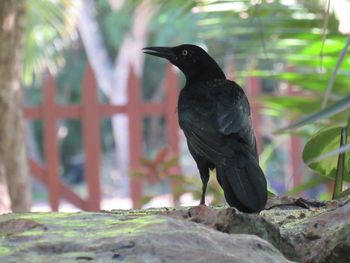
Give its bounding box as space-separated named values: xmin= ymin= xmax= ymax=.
xmin=142 ymin=46 xmax=176 ymax=61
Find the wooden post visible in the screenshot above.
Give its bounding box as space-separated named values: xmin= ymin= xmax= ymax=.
xmin=246 ymin=76 xmax=262 ymax=154
xmin=164 ymin=65 xmax=179 ymax=155
xmin=290 ymin=136 xmax=303 ymax=187
xmin=43 ymin=73 xmax=60 ymax=211
xmin=82 ymin=65 xmax=101 ymax=211
xmin=28 ymin=159 xmax=86 ymax=209
xmin=127 ymin=67 xmax=142 ymax=208
xmin=224 ymin=54 xmax=236 ymax=81
xmin=164 ymin=65 xmax=181 ymax=204
xmin=287 ymin=84 xmax=304 ymax=191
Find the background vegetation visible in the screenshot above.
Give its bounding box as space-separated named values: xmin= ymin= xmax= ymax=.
xmin=2 ymin=0 xmax=350 ymax=211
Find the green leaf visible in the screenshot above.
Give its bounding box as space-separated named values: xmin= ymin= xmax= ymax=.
xmin=140 ymin=195 xmax=154 ymax=206
xmin=169 ymin=174 xmax=186 ymax=181
xmin=322 ymin=33 xmax=350 ymax=108
xmin=302 ymin=38 xmax=346 ymax=55
xmin=287 ymin=54 xmax=350 ymax=70
xmin=285 ymin=176 xmax=330 ymax=195
xmin=130 ymin=171 xmax=147 ymax=178
xmin=335 ymin=188 xmax=350 ymax=199
xmin=161 ymin=157 xmax=179 ymax=170
xmin=332 ymin=126 xmax=348 ymax=199
xmin=267 ymin=189 xmax=277 ymax=197
xmin=261 ymin=95 xmax=320 ymax=115
xmin=140 ymin=157 xmax=153 ymax=167
xmin=309 ymin=142 xmax=350 ymax=165
xmin=277 ymin=95 xmax=350 ymax=132
xmin=302 ymin=126 xmax=350 ymax=181
xmin=24 ymin=0 xmax=77 ymax=85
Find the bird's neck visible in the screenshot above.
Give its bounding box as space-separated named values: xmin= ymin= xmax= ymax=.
xmin=185 ymin=63 xmax=226 ymax=86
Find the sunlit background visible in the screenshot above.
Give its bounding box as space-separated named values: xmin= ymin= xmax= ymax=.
xmin=1 ymin=0 xmax=350 ymax=212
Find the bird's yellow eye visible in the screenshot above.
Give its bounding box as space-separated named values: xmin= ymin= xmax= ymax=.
xmin=182 ymin=49 xmax=188 ymax=56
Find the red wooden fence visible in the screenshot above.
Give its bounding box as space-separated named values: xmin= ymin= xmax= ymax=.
xmin=24 ymin=63 xmax=304 ymax=211
xmin=24 ymin=64 xmax=179 ymax=211
xmin=246 ymin=75 xmax=262 ymax=154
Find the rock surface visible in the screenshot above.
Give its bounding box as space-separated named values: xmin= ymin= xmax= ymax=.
xmin=0 ymin=196 xmax=349 ymax=263
xmin=0 ymin=211 xmax=290 ymax=263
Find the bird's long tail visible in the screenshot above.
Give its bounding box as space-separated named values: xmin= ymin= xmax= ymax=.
xmin=216 ymin=151 xmax=267 ymax=213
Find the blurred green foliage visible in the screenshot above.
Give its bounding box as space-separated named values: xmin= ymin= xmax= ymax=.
xmin=24 ymin=0 xmax=78 ymax=85
xmin=186 ymin=0 xmax=350 ymax=197
xmin=24 ymin=0 xmax=350 ymax=198
xmin=303 ymin=125 xmax=350 ymax=182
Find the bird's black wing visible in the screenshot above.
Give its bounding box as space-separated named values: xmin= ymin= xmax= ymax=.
xmin=216 ymin=80 xmax=257 ymax=156
xmin=179 ymin=80 xmax=257 ymax=160
xmin=179 ymin=80 xmax=267 ymax=212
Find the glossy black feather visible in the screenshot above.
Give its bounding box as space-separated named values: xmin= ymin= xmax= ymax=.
xmin=143 ymin=44 xmax=267 ymax=212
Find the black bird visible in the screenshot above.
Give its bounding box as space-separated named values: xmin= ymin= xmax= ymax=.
xmin=143 ymin=44 xmax=267 ymax=213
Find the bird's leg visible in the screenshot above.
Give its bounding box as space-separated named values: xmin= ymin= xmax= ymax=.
xmin=199 ymin=167 xmax=209 ymax=205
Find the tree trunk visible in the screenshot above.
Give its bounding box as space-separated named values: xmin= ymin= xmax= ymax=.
xmin=110 ymin=0 xmax=155 ymax=198
xmin=77 ymin=0 xmax=155 ymax=199
xmin=0 ymin=0 xmax=31 ymax=212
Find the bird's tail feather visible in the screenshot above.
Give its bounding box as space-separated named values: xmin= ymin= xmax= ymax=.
xmin=217 ymin=151 xmax=267 ymax=213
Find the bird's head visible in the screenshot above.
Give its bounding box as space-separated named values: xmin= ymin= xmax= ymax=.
xmin=143 ymin=44 xmax=226 ymax=84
